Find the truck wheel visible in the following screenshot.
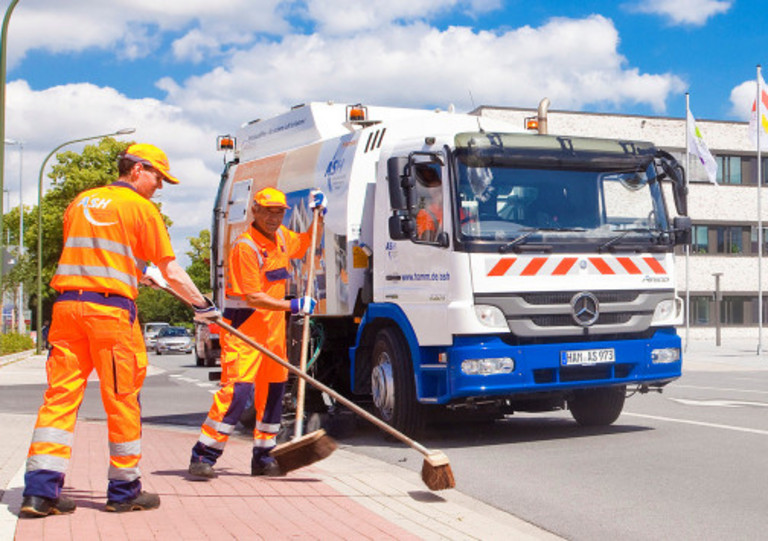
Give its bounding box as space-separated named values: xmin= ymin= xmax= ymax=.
xmin=568 ymin=386 xmax=626 ymax=426
xmin=195 ymin=348 xmax=205 ymax=367
xmin=370 ymin=328 xmax=426 ymax=436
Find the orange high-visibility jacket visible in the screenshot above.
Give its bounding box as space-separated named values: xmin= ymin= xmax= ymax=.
xmin=51 ymin=181 xmax=175 ymax=299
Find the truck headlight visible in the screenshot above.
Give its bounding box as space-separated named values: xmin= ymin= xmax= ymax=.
xmin=474 ymin=304 xmax=507 ymax=328
xmin=651 ymin=348 xmax=680 ymax=364
xmin=461 ymin=357 xmax=515 ymax=375
xmin=651 ymin=298 xmax=683 ymax=326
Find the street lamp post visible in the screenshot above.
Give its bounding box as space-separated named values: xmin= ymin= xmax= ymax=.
xmin=0 ymin=0 xmax=21 ymax=316
xmin=5 ymin=138 xmax=23 ymax=333
xmin=35 ymin=128 xmax=135 ymax=353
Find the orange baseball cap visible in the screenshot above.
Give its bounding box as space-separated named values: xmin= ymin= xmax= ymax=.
xmin=253 ymin=187 xmax=289 ymax=208
xmin=122 ymin=143 xmax=179 ymax=185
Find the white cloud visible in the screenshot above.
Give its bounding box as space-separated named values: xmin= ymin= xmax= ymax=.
xmin=162 ymin=15 xmax=684 ymax=127
xmin=625 ymin=0 xmax=732 ymax=26
xmin=6 ymin=0 xmax=290 ymax=67
xmin=302 ymin=0 xmax=501 ymax=34
xmin=729 ymin=80 xmax=760 ymax=121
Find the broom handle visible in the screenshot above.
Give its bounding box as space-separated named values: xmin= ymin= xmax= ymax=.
xmin=166 ymin=286 xmax=433 ymax=458
xmin=294 ymin=205 xmax=321 ymax=439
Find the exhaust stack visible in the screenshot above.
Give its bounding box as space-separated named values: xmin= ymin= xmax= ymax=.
xmin=537 ymin=97 xmax=550 ymax=135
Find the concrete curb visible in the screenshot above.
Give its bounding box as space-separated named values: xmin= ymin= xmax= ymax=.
xmin=0 ymin=350 xmax=36 ymax=368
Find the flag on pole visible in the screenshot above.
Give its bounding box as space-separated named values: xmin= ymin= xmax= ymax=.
xmin=687 ymin=108 xmax=718 ymax=183
xmin=750 ymin=72 xmax=768 ymax=151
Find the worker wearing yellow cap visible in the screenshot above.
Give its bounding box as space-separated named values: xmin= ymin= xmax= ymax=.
xmin=189 ymin=186 xmax=326 ymax=478
xmin=21 ymin=143 xmax=220 ymax=518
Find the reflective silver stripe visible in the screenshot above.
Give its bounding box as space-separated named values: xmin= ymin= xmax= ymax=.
xmin=203 ymin=417 xmax=236 ymax=435
xmin=198 ymin=433 xmax=226 ymax=450
xmin=26 ymin=454 xmax=69 ymax=473
xmin=234 ymin=237 xmax=263 ymax=267
xmin=252 ymin=438 xmax=277 ymax=450
xmin=256 ymin=421 xmax=281 ymax=434
xmin=55 ymin=263 xmax=138 ymax=289
xmin=65 ymin=236 xmax=145 ymax=270
xmin=109 ymin=440 xmax=141 ymax=457
xmin=108 ymin=465 xmax=141 ymax=482
xmin=224 ymin=296 xmax=251 ymax=309
xmin=31 ymin=427 xmax=74 ymax=447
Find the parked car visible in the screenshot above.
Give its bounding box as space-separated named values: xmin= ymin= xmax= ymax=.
xmin=143 ymin=322 xmax=169 ymax=349
xmin=154 ymin=326 xmax=194 ymax=355
xmin=194 ymin=321 xmax=220 ymax=367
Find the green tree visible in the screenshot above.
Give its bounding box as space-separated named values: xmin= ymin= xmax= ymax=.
xmin=185 ymin=229 xmax=212 ymax=293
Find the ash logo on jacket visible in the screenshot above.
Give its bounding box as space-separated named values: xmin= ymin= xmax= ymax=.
xmin=78 ymin=196 xmax=117 ymax=227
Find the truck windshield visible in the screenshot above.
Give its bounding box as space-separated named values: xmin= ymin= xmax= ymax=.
xmin=453 ymin=133 xmax=669 ymax=251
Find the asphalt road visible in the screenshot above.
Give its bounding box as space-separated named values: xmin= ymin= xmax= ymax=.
xmin=4 ymin=347 xmax=768 ymax=540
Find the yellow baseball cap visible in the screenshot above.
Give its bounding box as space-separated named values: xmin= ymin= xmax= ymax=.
xmin=253 ymin=187 xmax=289 ymax=208
xmin=122 ymin=143 xmax=179 ymax=185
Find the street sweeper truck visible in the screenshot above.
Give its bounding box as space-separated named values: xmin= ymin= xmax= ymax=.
xmin=204 ymin=101 xmax=690 ymax=435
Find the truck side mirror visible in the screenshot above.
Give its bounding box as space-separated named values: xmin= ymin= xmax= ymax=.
xmin=673 ymin=216 xmax=692 ymax=245
xmin=387 ymin=157 xmax=411 ymax=210
xmin=656 ymin=150 xmax=688 ymax=216
xmin=388 ymin=215 xmax=416 ymax=240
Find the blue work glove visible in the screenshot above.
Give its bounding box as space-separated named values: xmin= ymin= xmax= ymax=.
xmin=309 ymin=189 xmax=327 ymax=215
xmin=194 ymin=296 xmax=221 ymax=323
xmin=290 ymin=296 xmax=317 ymax=316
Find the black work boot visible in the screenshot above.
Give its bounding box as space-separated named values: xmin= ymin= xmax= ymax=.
xmin=251 ymin=456 xmax=284 ymax=477
xmin=19 ymin=495 xmax=77 ymax=518
xmin=188 ymin=461 xmax=217 ymax=479
xmin=105 ymin=491 xmax=160 ymax=513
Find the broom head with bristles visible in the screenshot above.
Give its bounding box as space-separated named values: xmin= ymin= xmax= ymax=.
xmin=421 ymin=450 xmax=455 ymax=491
xmin=270 ymin=429 xmax=338 ymax=474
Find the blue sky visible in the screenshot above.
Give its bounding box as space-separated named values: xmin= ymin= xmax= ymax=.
xmin=1 ymin=0 xmax=765 ymax=261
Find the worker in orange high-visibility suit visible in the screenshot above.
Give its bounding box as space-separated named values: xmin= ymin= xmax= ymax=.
xmin=20 ymin=144 xmax=220 ymax=518
xmin=188 ymin=187 xmax=326 ymax=479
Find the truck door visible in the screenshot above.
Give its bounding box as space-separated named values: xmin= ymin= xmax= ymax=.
xmin=378 ymin=154 xmax=452 ymax=345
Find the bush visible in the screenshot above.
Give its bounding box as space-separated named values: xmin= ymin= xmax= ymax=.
xmin=0 ymin=332 xmax=35 ymax=355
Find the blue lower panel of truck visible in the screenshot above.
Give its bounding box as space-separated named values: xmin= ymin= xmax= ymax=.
xmin=418 ymin=329 xmax=681 ymax=404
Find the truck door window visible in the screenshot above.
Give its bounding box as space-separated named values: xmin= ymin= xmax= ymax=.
xmin=412 ymin=162 xmax=444 ymax=242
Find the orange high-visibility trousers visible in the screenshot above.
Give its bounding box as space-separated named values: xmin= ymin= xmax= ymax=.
xmin=192 ymin=308 xmax=287 ymax=464
xmin=24 ymin=297 xmax=147 ymax=501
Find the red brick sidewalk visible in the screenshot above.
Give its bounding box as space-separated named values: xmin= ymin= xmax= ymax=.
xmin=14 ymin=421 xmax=419 ymax=540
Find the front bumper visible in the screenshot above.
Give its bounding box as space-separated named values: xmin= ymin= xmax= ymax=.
xmin=419 ymin=329 xmax=681 ymax=403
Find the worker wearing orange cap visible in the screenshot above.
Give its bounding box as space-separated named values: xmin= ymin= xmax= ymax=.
xmin=189 ymin=186 xmax=326 ymax=479
xmin=21 ymin=144 xmax=220 ymax=518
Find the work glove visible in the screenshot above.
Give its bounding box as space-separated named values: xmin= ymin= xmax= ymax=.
xmin=140 ymin=265 xmax=168 ymax=289
xmin=194 ymin=296 xmax=221 ymax=323
xmin=290 ymin=296 xmax=317 ymax=316
xmin=309 ymin=189 xmax=328 ymax=215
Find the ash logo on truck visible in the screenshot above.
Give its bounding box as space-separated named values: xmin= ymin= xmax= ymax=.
xmin=323 ymin=134 xmax=356 ymax=193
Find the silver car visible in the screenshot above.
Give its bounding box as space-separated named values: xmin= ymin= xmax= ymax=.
xmin=154 ymin=326 xmax=194 ymax=355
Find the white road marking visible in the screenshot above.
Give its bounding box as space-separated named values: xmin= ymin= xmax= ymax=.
xmin=673 ymin=384 xmax=768 ymax=395
xmin=624 ymin=412 xmax=768 ymax=436
xmin=669 ymin=398 xmax=768 ymax=408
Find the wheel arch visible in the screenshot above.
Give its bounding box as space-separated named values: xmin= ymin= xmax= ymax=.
xmin=350 ymin=303 xmax=423 ymax=397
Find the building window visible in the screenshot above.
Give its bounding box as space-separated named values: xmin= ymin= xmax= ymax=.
xmin=717 ymin=156 xmax=742 ymax=185
xmin=689 ymin=296 xmax=711 ymax=325
xmin=715 ymin=226 xmax=745 ymax=254
xmin=692 ymin=225 xmax=709 ymax=253
xmin=720 ymin=296 xmax=746 ymax=325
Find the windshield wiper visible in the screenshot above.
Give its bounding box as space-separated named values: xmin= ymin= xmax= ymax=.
xmin=499 ymin=230 xmax=537 ymax=253
xmin=498 ymin=227 xmax=585 ymax=253
xmin=598 ymin=228 xmax=664 ymax=253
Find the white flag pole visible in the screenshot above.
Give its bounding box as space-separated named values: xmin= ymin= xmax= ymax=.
xmin=684 ymin=93 xmax=691 ymax=352
xmin=758 ymin=64 xmax=763 ymax=356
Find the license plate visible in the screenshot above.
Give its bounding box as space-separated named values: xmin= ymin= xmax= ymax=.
xmin=560 ymin=348 xmax=615 ymax=366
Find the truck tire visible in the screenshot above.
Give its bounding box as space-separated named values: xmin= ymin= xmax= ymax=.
xmin=195 ymin=347 xmax=205 ymax=367
xmin=568 ymin=386 xmax=626 ymax=426
xmin=370 ymin=328 xmax=426 ymax=436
